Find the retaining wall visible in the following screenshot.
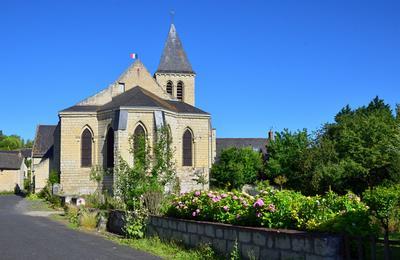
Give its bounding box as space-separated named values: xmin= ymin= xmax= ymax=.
xmin=108 ymin=213 xmax=343 ymax=260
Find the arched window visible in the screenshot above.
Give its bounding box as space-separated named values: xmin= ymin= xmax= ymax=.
xmin=177 ymin=81 xmax=184 ymax=101
xmin=106 ymin=128 xmax=114 ymax=168
xmin=133 ymin=125 xmax=146 ymax=164
xmin=182 ymin=129 xmax=193 ymax=166
xmin=166 ymin=81 xmax=173 ymax=95
xmin=81 ymin=128 xmax=92 ymax=167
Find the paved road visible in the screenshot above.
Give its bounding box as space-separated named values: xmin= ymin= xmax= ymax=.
xmin=0 ymin=195 xmax=159 ymax=260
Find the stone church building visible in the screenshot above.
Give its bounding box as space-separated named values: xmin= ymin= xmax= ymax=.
xmin=48 ymin=23 xmax=216 ymax=195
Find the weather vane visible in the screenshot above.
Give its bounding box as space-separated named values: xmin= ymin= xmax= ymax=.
xmin=170 ymin=10 xmax=175 ymax=24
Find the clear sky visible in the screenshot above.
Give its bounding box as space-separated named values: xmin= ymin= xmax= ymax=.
xmin=0 ymin=0 xmax=399 ymax=140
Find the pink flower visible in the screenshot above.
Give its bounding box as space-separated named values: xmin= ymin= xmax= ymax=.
xmin=194 ymin=191 xmax=201 ymax=197
xmin=267 ymin=204 xmax=276 ymax=212
xmin=207 ymin=193 xmax=214 ymax=198
xmin=223 ymin=206 xmax=229 ymax=212
xmin=256 ymin=212 xmax=262 ymax=218
xmin=221 ymin=193 xmax=228 ymax=198
xmin=253 ymin=198 xmax=265 ymax=208
xmin=233 ymin=195 xmax=238 ymax=200
xmin=212 ymin=196 xmax=221 ymax=203
xmin=196 ymin=209 xmax=200 ymax=214
xmin=192 ymin=211 xmax=197 ymax=217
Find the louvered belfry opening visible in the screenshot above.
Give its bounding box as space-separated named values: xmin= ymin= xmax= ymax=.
xmin=81 ymin=129 xmax=92 ymax=167
xmin=166 ymin=81 xmax=173 ymax=95
xmin=182 ymin=129 xmax=193 ymax=166
xmin=177 ymin=81 xmax=183 ymax=101
xmin=106 ymin=128 xmax=114 ymax=168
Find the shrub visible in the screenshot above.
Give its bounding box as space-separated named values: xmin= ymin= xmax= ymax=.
xmin=211 ymin=147 xmax=264 ymax=190
xmin=65 ymin=205 xmax=79 ymax=226
xmin=79 ymin=209 xmax=98 ymax=229
xmin=166 ymin=189 xmax=375 ymax=236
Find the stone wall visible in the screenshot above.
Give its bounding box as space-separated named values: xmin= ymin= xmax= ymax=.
xmin=106 ymin=213 xmax=343 ymax=260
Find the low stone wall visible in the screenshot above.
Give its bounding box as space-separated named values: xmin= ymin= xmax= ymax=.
xmin=107 ymin=213 xmax=343 ymax=259
xmin=148 ymin=216 xmax=343 ymax=260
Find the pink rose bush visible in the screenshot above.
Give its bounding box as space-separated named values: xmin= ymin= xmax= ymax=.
xmin=166 ymin=189 xmax=373 ymax=236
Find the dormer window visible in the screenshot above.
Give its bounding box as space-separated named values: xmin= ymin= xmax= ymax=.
xmin=177 ymin=81 xmax=184 ymax=101
xmin=166 ymin=81 xmax=173 ymax=95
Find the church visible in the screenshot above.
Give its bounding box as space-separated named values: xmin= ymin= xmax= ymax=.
xmin=47 ymin=23 xmax=216 ymax=195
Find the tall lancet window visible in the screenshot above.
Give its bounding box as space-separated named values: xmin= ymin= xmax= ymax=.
xmin=166 ymin=81 xmax=173 ymax=95
xmin=182 ymin=129 xmax=193 ymax=166
xmin=177 ymin=81 xmax=184 ymax=101
xmin=133 ymin=125 xmax=146 ymax=165
xmin=105 ymin=128 xmax=114 ymax=168
xmin=81 ymin=129 xmax=92 ymax=167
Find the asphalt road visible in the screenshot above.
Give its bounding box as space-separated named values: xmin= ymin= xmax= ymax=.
xmin=0 ymin=195 xmax=160 ymax=260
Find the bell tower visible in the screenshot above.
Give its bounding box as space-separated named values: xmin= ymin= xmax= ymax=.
xmin=155 ymin=23 xmax=196 ymax=106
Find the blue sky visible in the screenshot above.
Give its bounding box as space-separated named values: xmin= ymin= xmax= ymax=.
xmin=0 ymin=0 xmax=399 ymax=140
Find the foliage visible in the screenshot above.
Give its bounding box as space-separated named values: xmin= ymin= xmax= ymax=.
xmin=48 ymin=170 xmax=60 ymax=185
xmin=363 ymin=185 xmax=400 ymax=233
xmin=64 ymin=205 xmax=79 ymax=226
xmin=79 ymin=208 xmax=98 ymax=229
xmin=211 ymin=147 xmax=264 ymax=190
xmin=109 ymin=236 xmax=222 ymax=260
xmin=273 ymin=175 xmax=287 ymax=190
xmin=123 ymin=207 xmax=148 ymax=239
xmin=230 ymin=240 xmax=240 ymax=260
xmin=0 ymin=130 xmax=33 ymax=150
xmin=265 ymin=97 xmax=400 ymax=195
xmin=115 ymin=125 xmax=177 ymax=211
xmin=166 ymin=188 xmax=375 ymax=236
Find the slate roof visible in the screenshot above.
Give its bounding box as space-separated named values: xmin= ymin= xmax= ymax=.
xmin=156 ymin=24 xmax=194 ymax=74
xmin=0 ymin=151 xmax=23 ymax=170
xmin=61 ymin=86 xmax=209 ymax=115
xmin=32 ymin=125 xmax=57 ymax=157
xmin=19 ymin=148 xmax=32 ymax=158
xmin=216 ymin=138 xmax=268 ymax=159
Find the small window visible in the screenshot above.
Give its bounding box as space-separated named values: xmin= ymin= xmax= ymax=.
xmin=118 ymin=82 xmax=125 ymax=92
xmin=177 ymin=81 xmax=184 ymax=101
xmin=182 ymin=129 xmax=193 ymax=166
xmin=166 ymin=81 xmax=173 ymax=95
xmin=81 ymin=129 xmax=92 ymax=167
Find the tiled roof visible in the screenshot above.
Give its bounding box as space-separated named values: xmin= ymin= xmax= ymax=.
xmin=61 ymin=86 xmax=209 ymax=115
xmin=156 ymin=24 xmax=194 ymax=74
xmin=216 ymin=138 xmax=268 ymax=159
xmin=0 ymin=151 xmax=23 ymax=170
xmin=32 ymin=125 xmax=56 ymax=157
xmin=19 ymin=148 xmax=32 ymax=158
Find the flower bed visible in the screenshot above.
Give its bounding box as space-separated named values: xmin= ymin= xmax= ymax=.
xmin=166 ymin=188 xmax=375 ymax=236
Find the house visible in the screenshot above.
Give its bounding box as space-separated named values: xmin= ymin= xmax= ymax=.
xmin=32 ymin=125 xmax=59 ymax=192
xmin=0 ymin=151 xmax=27 ymax=192
xmin=49 ymin=23 xmax=216 ymax=195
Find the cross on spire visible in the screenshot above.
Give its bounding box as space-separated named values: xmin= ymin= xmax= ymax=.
xmin=170 ymin=10 xmax=175 ymax=24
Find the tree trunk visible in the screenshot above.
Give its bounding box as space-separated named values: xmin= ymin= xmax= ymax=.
xmin=384 ymin=227 xmax=390 ymax=260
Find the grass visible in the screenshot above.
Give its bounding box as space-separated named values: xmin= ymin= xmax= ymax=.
xmin=79 ymin=210 xmax=98 ymax=229
xmin=50 ymin=212 xmax=222 ymax=260
xmin=106 ymin=235 xmax=223 ymax=260
xmin=0 ymin=191 xmax=15 ymax=195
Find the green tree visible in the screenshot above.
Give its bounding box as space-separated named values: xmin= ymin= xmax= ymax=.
xmin=323 ymin=97 xmax=400 ymax=194
xmin=211 ymin=147 xmax=264 ymax=190
xmin=265 ymin=129 xmax=312 ymax=192
xmin=266 ymin=97 xmax=400 ymax=195
xmin=363 ymin=185 xmax=400 ymax=260
xmin=0 ymin=135 xmax=23 ymax=150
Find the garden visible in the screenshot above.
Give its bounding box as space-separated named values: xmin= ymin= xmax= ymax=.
xmin=27 ymin=97 xmax=400 ymax=259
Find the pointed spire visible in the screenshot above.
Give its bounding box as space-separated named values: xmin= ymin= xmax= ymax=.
xmin=156 ymin=23 xmax=194 ymax=74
